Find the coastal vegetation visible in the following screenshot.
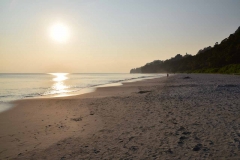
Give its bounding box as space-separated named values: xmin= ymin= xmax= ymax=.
xmin=130 ymin=26 xmax=240 ymax=74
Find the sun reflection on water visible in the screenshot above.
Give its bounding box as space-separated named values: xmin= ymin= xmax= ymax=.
xmin=49 ymin=73 xmax=69 ymax=96
xmin=52 ymin=73 xmax=68 ymax=82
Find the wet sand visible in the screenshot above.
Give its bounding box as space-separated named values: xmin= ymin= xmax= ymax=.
xmin=0 ymin=74 xmax=240 ymax=159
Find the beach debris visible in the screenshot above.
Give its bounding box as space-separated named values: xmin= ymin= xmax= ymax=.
xmin=138 ymin=91 xmax=151 ymax=94
xmin=193 ymin=144 xmax=202 ymax=151
xmin=90 ymin=111 xmax=95 ymax=115
xmin=93 ymin=149 xmax=100 ymax=154
xmin=203 ymin=147 xmax=210 ymax=151
xmin=178 ymin=141 xmax=184 ymax=145
xmin=183 ymin=76 xmax=191 ymax=79
xmin=165 ymin=149 xmax=173 ymax=154
xmin=208 ymin=140 xmax=214 ymax=145
xmin=178 ymin=136 xmax=188 ymax=145
xmin=71 ymin=117 xmax=82 ymax=121
xmin=177 ymin=126 xmax=185 ymax=131
xmin=129 ymin=146 xmax=139 ymax=152
xmin=180 ymin=136 xmax=188 ymax=141
xmin=58 ymin=125 xmax=64 ymax=128
xmin=45 ymin=125 xmax=52 ymax=128
xmin=182 ymin=131 xmax=191 ymax=135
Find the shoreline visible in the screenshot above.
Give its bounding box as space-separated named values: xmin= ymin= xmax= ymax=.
xmin=0 ymin=74 xmax=164 ymax=114
xmin=38 ymin=74 xmax=165 ymax=99
xmin=1 ymin=74 xmax=240 ymax=159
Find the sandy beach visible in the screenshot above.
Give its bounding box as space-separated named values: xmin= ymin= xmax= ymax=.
xmin=0 ymin=74 xmax=240 ymax=159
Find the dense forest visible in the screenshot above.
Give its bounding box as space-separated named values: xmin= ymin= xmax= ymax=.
xmin=130 ymin=26 xmax=240 ymax=74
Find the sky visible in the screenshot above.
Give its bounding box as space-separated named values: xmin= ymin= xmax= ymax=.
xmin=0 ymin=0 xmax=240 ymax=73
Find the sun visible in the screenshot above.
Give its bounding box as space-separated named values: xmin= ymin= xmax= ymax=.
xmin=49 ymin=23 xmax=70 ymax=43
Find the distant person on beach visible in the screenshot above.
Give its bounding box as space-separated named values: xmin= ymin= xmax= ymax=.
xmin=167 ymin=73 xmax=169 ymax=77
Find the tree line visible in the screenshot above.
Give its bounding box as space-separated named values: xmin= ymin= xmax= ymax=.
xmin=130 ymin=26 xmax=240 ymax=74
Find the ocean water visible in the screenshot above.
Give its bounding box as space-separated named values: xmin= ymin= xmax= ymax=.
xmin=0 ymin=73 xmax=164 ymax=112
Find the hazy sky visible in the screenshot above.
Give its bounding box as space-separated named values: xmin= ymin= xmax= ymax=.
xmin=0 ymin=0 xmax=240 ymax=73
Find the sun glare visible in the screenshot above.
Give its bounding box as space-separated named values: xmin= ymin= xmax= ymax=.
xmin=48 ymin=73 xmax=69 ymax=96
xmin=49 ymin=23 xmax=70 ymax=43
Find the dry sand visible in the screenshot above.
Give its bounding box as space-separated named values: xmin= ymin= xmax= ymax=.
xmin=0 ymin=74 xmax=240 ymax=159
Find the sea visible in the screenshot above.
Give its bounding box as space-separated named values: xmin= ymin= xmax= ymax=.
xmin=0 ymin=73 xmax=164 ymax=112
